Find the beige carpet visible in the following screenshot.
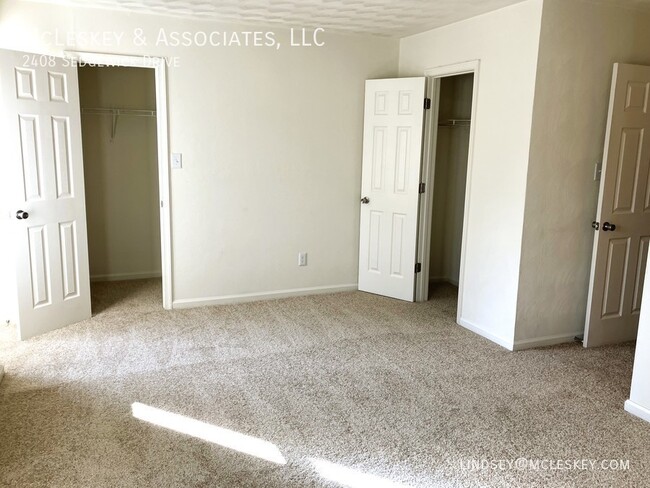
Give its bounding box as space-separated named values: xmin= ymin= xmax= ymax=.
xmin=0 ymin=279 xmax=648 ymax=487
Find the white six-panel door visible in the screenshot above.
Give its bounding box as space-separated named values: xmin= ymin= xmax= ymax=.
xmin=1 ymin=49 xmax=91 ymax=339
xmin=585 ymin=63 xmax=650 ymax=347
xmin=358 ymin=78 xmax=426 ymax=301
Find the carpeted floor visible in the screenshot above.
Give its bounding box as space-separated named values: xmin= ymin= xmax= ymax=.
xmin=0 ymin=279 xmax=648 ymax=487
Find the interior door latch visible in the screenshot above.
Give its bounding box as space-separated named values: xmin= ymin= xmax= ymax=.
xmin=592 ymin=221 xmax=600 ymax=230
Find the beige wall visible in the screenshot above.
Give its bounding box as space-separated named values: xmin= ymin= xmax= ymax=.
xmin=79 ymin=66 xmax=160 ymax=281
xmin=400 ymin=0 xmax=543 ymax=348
xmin=0 ymin=122 xmax=17 ymax=326
xmin=515 ymin=0 xmax=650 ymax=346
xmin=0 ymin=0 xmax=399 ymax=305
xmin=0 ymin=194 xmax=18 ymax=328
xmin=429 ymin=74 xmax=473 ymax=286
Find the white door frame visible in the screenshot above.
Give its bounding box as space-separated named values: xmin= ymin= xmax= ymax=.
xmin=415 ymin=60 xmax=480 ymax=326
xmin=64 ymin=51 xmax=173 ymax=310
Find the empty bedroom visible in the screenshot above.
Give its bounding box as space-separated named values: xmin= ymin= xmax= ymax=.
xmin=1 ymin=0 xmax=650 ymax=486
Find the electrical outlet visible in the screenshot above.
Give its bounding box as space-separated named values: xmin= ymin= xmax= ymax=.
xmin=298 ymin=252 xmax=308 ymax=266
xmin=171 ymin=153 xmax=182 ymax=169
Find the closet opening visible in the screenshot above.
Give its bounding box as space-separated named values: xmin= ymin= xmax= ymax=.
xmin=416 ymin=71 xmax=475 ymax=317
xmin=78 ymin=65 xmax=163 ymax=314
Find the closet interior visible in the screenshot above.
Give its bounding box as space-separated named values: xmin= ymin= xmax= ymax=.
xmin=78 ymin=66 xmax=161 ymax=309
xmin=428 ymin=73 xmax=474 ymax=294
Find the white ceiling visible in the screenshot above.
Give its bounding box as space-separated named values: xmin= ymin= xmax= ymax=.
xmin=27 ymin=0 xmax=650 ymax=36
xmin=29 ymin=0 xmax=529 ymax=36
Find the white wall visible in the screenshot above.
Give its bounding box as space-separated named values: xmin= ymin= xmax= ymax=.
xmin=0 ymin=0 xmax=399 ymax=306
xmin=515 ymin=0 xmax=650 ymax=347
xmin=429 ymin=74 xmax=473 ymax=286
xmin=400 ymin=0 xmax=544 ymax=348
xmin=79 ymin=66 xmax=161 ymax=281
xmin=626 ymin=258 xmax=650 ymax=423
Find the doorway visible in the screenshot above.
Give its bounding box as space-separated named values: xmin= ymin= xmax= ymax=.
xmin=427 ymin=74 xmax=473 ymax=299
xmin=416 ymin=64 xmax=478 ymax=324
xmin=1 ymin=49 xmax=172 ymax=339
xmin=78 ymin=65 xmax=162 ymax=313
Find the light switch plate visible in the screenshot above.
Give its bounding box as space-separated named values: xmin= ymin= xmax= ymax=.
xmin=171 ymin=153 xmax=182 ymax=169
xmin=594 ymin=162 xmax=602 ymax=181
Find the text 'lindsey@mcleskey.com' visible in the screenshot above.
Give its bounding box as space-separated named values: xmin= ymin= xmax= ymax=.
xmin=460 ymin=458 xmax=631 ymax=471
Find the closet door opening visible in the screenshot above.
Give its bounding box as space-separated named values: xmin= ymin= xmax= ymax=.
xmin=78 ymin=66 xmax=162 ymax=314
xmin=429 ymin=74 xmax=473 ymax=297
xmin=416 ymin=72 xmax=475 ymax=316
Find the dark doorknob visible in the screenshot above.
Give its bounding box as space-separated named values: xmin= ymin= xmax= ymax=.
xmin=602 ymin=222 xmax=616 ymax=231
xmin=360 ymin=197 xmax=370 ymax=204
xmin=16 ymin=210 xmax=29 ymax=220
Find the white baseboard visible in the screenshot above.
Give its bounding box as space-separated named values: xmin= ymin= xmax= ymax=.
xmin=172 ymin=284 xmax=359 ymax=309
xmin=513 ymin=331 xmax=583 ymax=351
xmin=458 ymin=317 xmax=514 ymax=351
xmin=91 ymin=271 xmax=162 ymax=282
xmin=625 ymin=399 xmax=650 ymax=423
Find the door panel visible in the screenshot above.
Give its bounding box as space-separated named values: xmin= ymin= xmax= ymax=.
xmin=632 ymin=236 xmax=650 ymax=313
xmin=612 ymin=128 xmax=643 ymax=213
xmin=390 ymin=213 xmax=406 ymax=276
xmin=1 ymin=49 xmax=91 ymax=339
xmin=28 ymin=225 xmax=51 ymax=307
xmin=358 ymin=78 xmax=426 ymax=301
xmin=601 ymin=237 xmax=629 ymax=318
xmin=59 ymin=221 xmax=80 ymax=299
xmin=53 ymin=116 xmax=74 ymax=198
xmin=585 ymin=63 xmax=650 ymax=346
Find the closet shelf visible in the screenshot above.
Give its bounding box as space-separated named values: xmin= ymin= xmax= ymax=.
xmin=81 ymin=107 xmax=156 ymax=117
xmin=439 ymin=118 xmax=471 ymax=127
xmin=81 ymin=107 xmax=157 ymax=141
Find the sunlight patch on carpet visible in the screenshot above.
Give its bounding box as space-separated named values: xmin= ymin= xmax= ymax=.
xmin=132 ymin=402 xmax=287 ymax=464
xmin=310 ymin=457 xmax=411 ymax=488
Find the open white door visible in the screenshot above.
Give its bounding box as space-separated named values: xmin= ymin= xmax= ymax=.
xmin=358 ymin=77 xmax=426 ymax=301
xmin=1 ymin=49 xmax=91 ymax=340
xmin=585 ymin=63 xmax=650 ymax=347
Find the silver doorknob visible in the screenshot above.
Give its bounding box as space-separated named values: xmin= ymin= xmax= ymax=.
xmin=360 ymin=197 xmax=370 ymax=204
xmin=602 ymin=222 xmax=616 ymax=231
xmin=16 ymin=210 xmax=29 ymax=220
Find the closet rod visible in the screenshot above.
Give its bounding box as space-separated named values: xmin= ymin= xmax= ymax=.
xmin=81 ymin=108 xmax=157 ymax=117
xmin=81 ymin=107 xmax=156 ymax=141
xmin=439 ymin=118 xmax=471 ymax=127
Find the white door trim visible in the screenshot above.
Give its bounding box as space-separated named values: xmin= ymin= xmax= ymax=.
xmin=416 ymin=60 xmax=480 ymax=328
xmin=64 ymin=51 xmax=173 ymax=310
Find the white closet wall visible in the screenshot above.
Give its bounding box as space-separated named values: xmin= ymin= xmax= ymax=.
xmin=429 ymin=74 xmax=474 ymax=285
xmin=79 ymin=67 xmax=161 ymax=281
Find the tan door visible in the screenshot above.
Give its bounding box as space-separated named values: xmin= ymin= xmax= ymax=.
xmin=1 ymin=49 xmax=91 ymax=339
xmin=585 ymin=63 xmax=650 ymax=347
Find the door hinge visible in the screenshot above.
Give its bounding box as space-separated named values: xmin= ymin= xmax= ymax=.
xmin=415 ymin=263 xmax=422 ymax=273
xmin=424 ymin=98 xmax=431 ymax=110
xmin=419 ymin=183 xmax=426 ymax=194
